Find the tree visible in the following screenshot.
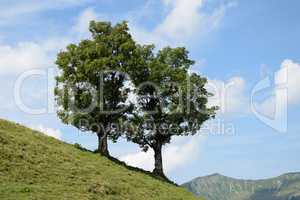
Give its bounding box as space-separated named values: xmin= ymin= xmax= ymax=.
xmin=54 ymin=21 xmax=139 ymax=156
xmin=126 ymin=46 xmax=218 ymax=177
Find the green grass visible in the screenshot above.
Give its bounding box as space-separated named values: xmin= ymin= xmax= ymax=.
xmin=0 ymin=119 xmax=203 ymax=200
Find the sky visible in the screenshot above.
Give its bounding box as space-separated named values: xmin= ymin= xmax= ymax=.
xmin=0 ymin=0 xmax=300 ymax=184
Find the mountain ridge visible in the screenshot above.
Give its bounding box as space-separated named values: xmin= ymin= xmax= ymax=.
xmin=183 ymin=172 xmax=300 ymax=200
xmin=185 ymin=172 xmax=300 ymax=183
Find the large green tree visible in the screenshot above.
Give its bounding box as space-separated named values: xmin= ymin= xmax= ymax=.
xmin=126 ymin=46 xmax=218 ymax=177
xmin=55 ymin=21 xmax=139 ymax=156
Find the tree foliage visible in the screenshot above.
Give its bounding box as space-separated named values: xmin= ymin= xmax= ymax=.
xmin=55 ymin=21 xmax=139 ymax=156
xmin=55 ymin=20 xmax=217 ymax=177
xmin=126 ymin=46 xmax=217 ymax=177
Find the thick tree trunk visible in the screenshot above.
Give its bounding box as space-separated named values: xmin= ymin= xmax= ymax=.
xmin=97 ymin=132 xmax=109 ymax=157
xmin=153 ymin=142 xmax=165 ymax=177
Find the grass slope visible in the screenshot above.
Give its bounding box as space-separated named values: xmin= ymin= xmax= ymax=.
xmin=183 ymin=173 xmax=300 ymax=200
xmin=0 ymin=119 xmax=202 ymax=200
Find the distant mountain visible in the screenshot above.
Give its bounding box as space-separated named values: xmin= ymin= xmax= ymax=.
xmin=182 ymin=173 xmax=300 ymax=200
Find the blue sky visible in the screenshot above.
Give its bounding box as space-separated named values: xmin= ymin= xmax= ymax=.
xmin=1 ymin=0 xmax=300 ymax=184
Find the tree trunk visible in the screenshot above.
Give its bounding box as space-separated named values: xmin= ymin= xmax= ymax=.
xmin=97 ymin=132 xmax=109 ymax=157
xmin=153 ymin=142 xmax=165 ymax=177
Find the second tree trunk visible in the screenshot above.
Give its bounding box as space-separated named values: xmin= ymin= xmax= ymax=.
xmin=97 ymin=132 xmax=109 ymax=157
xmin=153 ymin=143 xmax=165 ymax=177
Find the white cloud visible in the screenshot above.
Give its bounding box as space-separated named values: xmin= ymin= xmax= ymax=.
xmin=207 ymin=76 xmax=248 ymax=115
xmin=0 ymin=38 xmax=70 ymax=75
xmin=155 ymin=0 xmax=205 ymax=41
xmin=120 ymin=150 xmax=153 ymax=171
xmin=278 ymin=59 xmax=300 ymax=104
xmin=255 ymin=96 xmax=275 ymax=118
xmin=130 ymin=0 xmax=236 ymax=46
xmin=119 ymin=135 xmax=206 ymax=173
xmin=0 ymin=0 xmax=92 ymax=25
xmin=0 ymin=42 xmax=51 ymax=74
xmin=203 ymin=59 xmax=300 ymax=119
xmin=72 ymin=8 xmax=100 ymax=37
xmin=0 ymin=7 xmax=98 ymax=75
xmin=129 ymin=24 xmax=168 ymax=47
xmin=0 ymin=1 xmax=234 ymax=74
xmin=164 ymin=136 xmax=204 ymax=172
xmin=254 ymin=59 xmax=300 ymax=117
xmin=30 ymin=124 xmax=62 ymax=139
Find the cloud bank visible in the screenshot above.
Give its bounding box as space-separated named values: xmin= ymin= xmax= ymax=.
xmin=30 ymin=124 xmax=62 ymax=139
xmin=120 ymin=135 xmax=206 ymax=173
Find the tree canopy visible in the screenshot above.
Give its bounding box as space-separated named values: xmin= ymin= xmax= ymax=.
xmin=55 ymin=21 xmax=140 ymax=156
xmin=55 ymin=20 xmax=217 ymax=177
xmin=125 ymin=46 xmax=217 ymax=177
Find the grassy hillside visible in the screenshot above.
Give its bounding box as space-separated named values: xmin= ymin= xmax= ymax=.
xmin=0 ymin=119 xmax=202 ymax=200
xmin=183 ymin=173 xmax=300 ymax=200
